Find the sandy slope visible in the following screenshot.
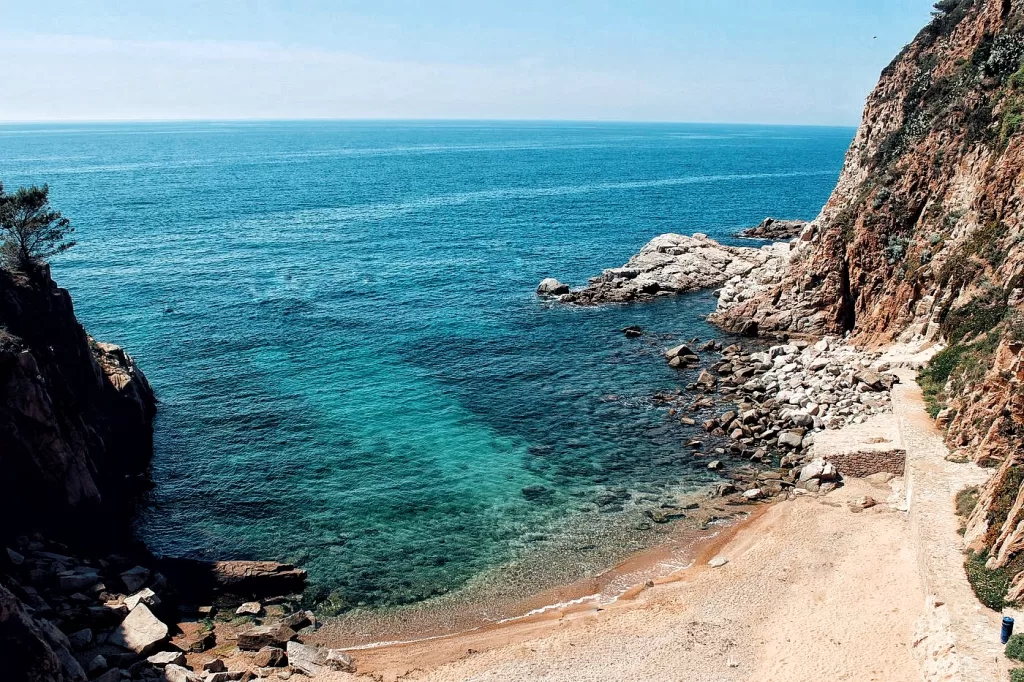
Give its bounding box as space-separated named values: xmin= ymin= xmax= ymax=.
xmin=325 ymin=478 xmax=922 ymax=682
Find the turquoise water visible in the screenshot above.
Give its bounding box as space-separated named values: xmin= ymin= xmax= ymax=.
xmin=0 ymin=121 xmax=851 ymax=610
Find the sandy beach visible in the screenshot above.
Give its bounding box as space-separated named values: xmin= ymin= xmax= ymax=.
xmin=316 ymin=477 xmax=921 ymax=682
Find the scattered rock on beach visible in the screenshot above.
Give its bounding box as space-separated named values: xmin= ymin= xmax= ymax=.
xmin=108 ymin=603 xmax=168 ymax=655
xmin=236 ymin=601 xmax=262 ymax=615
xmin=254 ymin=646 xmax=288 ymax=667
xmin=163 ymin=664 xmax=202 ymax=682
xmin=850 ymin=496 xmax=878 ymax=511
xmin=287 ymin=641 xmax=357 ymax=676
xmin=708 ymin=557 xmax=729 ymax=568
xmin=237 ymin=623 xmax=296 ymax=651
xmin=147 ymin=650 xmax=186 ymax=667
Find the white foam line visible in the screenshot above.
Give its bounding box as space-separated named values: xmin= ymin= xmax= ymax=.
xmin=495 ymin=593 xmax=603 ymax=623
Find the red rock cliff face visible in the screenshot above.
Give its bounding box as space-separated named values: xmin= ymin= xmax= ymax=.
xmin=716 ymin=0 xmax=1024 ymax=599
xmin=0 ymin=266 xmax=156 ymax=540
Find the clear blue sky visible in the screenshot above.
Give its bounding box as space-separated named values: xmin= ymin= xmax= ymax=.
xmin=0 ymin=0 xmax=937 ymax=124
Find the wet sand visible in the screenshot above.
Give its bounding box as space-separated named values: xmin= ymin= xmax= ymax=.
xmin=311 ymin=500 xmax=755 ymax=649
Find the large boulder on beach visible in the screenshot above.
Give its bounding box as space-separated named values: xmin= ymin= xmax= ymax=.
xmin=108 ymin=604 xmax=168 ymax=655
xmin=778 ymin=431 xmax=804 ymax=449
xmin=237 ymin=623 xmax=296 ymax=651
xmin=286 ymin=641 xmax=357 ymax=676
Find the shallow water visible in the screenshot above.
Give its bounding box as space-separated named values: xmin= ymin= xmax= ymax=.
xmin=0 ymin=121 xmax=851 ymax=611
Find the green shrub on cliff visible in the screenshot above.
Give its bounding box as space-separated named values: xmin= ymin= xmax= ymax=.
xmin=1010 ymin=668 xmax=1024 ymax=682
xmin=1010 ymin=64 xmax=1024 ymax=91
xmin=926 ymin=0 xmax=975 ymax=41
xmin=999 ymin=95 xmax=1024 ymax=148
xmin=0 ymin=182 xmax=75 ymax=274
xmin=920 ymin=332 xmax=1001 ymax=417
xmin=1007 ymin=634 xmax=1024 ymax=662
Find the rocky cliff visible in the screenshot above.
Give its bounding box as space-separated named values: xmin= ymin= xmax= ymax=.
xmin=0 ymin=265 xmax=156 ymax=539
xmin=715 ymin=0 xmax=1024 ymax=603
xmin=0 ymin=266 xmax=318 ymax=681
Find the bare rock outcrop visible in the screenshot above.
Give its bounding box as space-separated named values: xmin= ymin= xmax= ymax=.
xmin=551 ymin=233 xmax=788 ymax=305
xmin=714 ymin=0 xmax=1024 ymax=344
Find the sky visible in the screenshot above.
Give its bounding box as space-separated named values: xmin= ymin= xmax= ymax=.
xmin=0 ymin=0 xmax=939 ymax=125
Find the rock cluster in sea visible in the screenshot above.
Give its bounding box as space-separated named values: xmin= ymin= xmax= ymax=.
xmin=737 ymin=217 xmax=808 ymax=240
xmin=0 ymin=535 xmax=359 ymax=681
xmin=538 ymin=233 xmax=789 ymax=305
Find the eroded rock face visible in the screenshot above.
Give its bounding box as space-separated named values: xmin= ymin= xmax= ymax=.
xmin=0 ymin=266 xmax=156 ymax=538
xmin=713 ymin=1 xmax=1024 ymax=344
xmin=558 ymin=233 xmax=789 ymax=305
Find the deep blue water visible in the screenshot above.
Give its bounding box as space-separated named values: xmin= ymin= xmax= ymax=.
xmin=0 ymin=121 xmax=852 ymax=611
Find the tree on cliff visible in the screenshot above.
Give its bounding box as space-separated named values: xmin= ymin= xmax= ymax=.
xmin=0 ymin=182 xmax=75 ymax=275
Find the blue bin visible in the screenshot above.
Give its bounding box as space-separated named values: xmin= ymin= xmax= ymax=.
xmin=1002 ymin=616 xmax=1015 ymax=644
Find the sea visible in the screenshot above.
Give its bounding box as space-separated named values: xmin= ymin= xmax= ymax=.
xmin=0 ymin=120 xmax=851 ymax=623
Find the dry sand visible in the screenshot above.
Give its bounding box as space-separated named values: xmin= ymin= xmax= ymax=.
xmin=314 ymin=478 xmax=923 ymax=682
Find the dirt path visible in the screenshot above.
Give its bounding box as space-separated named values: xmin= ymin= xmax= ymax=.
xmin=891 ymin=368 xmax=1006 ymax=681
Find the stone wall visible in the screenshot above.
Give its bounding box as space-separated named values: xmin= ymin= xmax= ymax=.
xmin=825 ymin=449 xmax=907 ymax=478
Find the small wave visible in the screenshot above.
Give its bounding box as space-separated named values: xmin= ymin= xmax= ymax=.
xmin=263 ymin=170 xmax=838 ymax=225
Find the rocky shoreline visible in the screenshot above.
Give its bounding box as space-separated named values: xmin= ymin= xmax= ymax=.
xmin=538 ymin=233 xmax=789 ymax=307
xmin=540 ymin=229 xmax=903 ymax=509
xmin=1 ymin=533 xmax=362 ymax=682
xmin=657 ymin=336 xmax=900 ymax=502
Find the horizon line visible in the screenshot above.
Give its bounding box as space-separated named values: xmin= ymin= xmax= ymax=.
xmin=0 ymin=116 xmax=861 ymax=129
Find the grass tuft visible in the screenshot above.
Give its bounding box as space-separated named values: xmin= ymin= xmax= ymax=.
xmin=965 ymin=550 xmax=1013 ymax=610
xmin=956 ymin=486 xmax=980 ymax=518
